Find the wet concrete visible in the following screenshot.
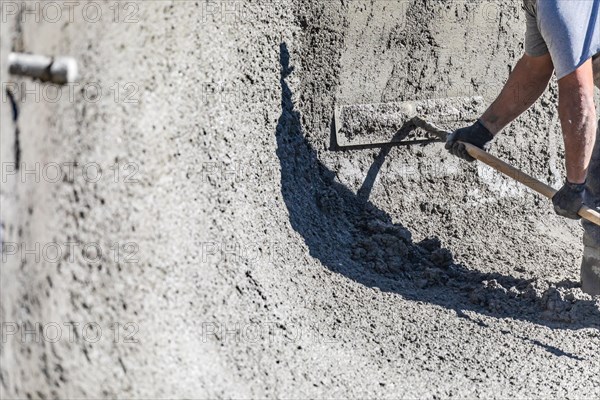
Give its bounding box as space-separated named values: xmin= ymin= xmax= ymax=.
xmin=1 ymin=1 xmax=600 ymax=398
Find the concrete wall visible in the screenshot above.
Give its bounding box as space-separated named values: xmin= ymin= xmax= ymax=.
xmin=1 ymin=1 xmax=599 ymax=398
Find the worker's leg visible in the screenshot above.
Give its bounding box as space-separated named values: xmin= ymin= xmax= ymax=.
xmin=581 ymin=121 xmax=600 ymax=296
xmin=581 ymin=55 xmax=600 ymax=296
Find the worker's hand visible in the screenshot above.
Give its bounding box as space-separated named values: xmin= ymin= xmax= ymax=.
xmin=445 ymin=120 xmax=494 ymax=162
xmin=552 ymin=180 xmax=586 ymax=220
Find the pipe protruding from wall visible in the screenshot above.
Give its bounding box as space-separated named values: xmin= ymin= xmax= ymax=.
xmin=8 ymin=52 xmax=78 ymax=85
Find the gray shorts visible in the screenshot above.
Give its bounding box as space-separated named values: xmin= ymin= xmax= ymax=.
xmin=523 ymin=0 xmax=600 ymax=79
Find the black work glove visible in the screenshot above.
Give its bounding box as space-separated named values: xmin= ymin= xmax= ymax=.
xmin=445 ymin=120 xmax=494 ymax=162
xmin=552 ymin=180 xmax=586 ymax=220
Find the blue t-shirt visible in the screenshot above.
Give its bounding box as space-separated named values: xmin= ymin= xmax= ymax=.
xmin=524 ymin=0 xmax=600 ymax=79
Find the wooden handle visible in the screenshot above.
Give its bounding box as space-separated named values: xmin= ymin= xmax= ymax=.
xmin=460 ymin=141 xmax=600 ymax=227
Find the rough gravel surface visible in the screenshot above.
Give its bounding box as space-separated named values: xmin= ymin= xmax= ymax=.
xmin=1 ymin=1 xmax=599 ymax=399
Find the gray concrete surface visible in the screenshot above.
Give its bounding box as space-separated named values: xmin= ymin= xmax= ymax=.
xmin=1 ymin=1 xmax=599 ymax=398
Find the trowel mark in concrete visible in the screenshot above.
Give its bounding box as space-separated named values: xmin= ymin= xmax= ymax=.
xmin=335 ymin=97 xmax=485 ymax=148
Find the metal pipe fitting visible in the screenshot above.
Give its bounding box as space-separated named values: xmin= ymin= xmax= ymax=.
xmin=8 ymin=52 xmax=78 ymax=85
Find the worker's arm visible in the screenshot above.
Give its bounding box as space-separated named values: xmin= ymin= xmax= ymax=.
xmin=557 ymin=59 xmax=596 ymax=184
xmin=446 ymin=53 xmax=554 ymax=161
xmin=480 ymin=53 xmax=554 ymax=134
xmin=485 ymin=55 xmax=597 ymax=185
xmin=552 ymin=59 xmax=597 ymax=219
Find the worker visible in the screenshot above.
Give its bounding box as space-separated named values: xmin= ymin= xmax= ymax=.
xmin=446 ymin=0 xmax=600 ymax=295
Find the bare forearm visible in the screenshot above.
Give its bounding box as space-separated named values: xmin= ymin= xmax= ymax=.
xmin=558 ymin=59 xmax=597 ymax=184
xmin=481 ymin=54 xmax=554 ymax=134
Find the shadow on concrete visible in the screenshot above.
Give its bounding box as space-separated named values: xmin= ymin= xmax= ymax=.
xmin=275 ymin=43 xmax=599 ymax=357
